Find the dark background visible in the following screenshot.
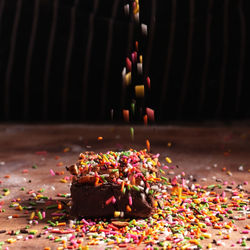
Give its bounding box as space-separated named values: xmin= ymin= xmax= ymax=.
xmin=1 ymin=0 xmax=250 ymax=123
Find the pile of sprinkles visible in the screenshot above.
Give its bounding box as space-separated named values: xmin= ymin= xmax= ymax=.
xmin=0 ymin=148 xmax=249 ymax=249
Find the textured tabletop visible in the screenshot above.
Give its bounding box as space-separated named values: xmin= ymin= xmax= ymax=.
xmin=0 ymin=123 xmax=249 ymax=249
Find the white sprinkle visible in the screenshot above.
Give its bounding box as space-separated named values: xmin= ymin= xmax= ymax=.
xmin=124 ymin=4 xmax=129 ymax=15
xmin=69 ymin=220 xmax=74 ymax=228
xmin=213 ymin=163 xmax=218 ymax=168
xmin=141 ymin=23 xmax=147 ymax=35
xmin=238 ymin=165 xmax=244 ymax=171
xmin=8 ymin=216 xmax=12 ymax=220
xmin=201 ymin=178 xmax=207 ymax=182
xmin=137 ymin=63 xmax=143 ymax=74
xmin=134 ymin=12 xmax=139 ymax=22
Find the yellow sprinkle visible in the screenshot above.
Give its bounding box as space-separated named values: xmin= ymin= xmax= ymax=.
xmin=139 ymin=55 xmax=143 ymax=63
xmin=30 ymin=211 xmax=35 ymax=220
xmin=189 ymin=239 xmax=200 ymax=245
xmin=125 ymin=72 xmax=131 ymax=85
xmin=60 ymin=179 xmax=67 ymax=183
xmin=17 ymin=205 xmax=23 ymax=211
xmin=114 ymin=211 xmax=120 ymax=217
xmin=165 ymin=157 xmax=172 ymax=163
xmin=202 ymin=233 xmax=211 ymax=239
xmin=6 ymin=238 xmax=16 ymax=244
xmin=135 ymin=85 xmax=144 ymax=98
xmin=4 ymin=190 xmax=10 ymax=196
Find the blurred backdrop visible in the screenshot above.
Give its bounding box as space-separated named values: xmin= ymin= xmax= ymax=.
xmin=1 ymin=0 xmax=250 ymax=122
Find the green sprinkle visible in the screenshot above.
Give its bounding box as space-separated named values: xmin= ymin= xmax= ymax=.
xmin=241 ymin=241 xmax=246 ymax=247
xmin=54 ymin=238 xmax=62 ymax=242
xmin=3 ymin=188 xmax=9 ymax=192
xmin=132 ymin=185 xmax=140 ymax=191
xmin=37 ymin=211 xmax=43 ymax=220
xmin=111 ymin=169 xmax=119 ymax=173
xmin=20 ymin=187 xmax=25 ymax=191
xmin=47 ymin=220 xmax=56 ymax=227
xmin=130 ymin=127 xmax=134 ymax=140
xmin=15 ymin=230 xmax=20 ymax=235
xmin=40 ymin=196 xmax=49 ymax=200
xmin=149 ymin=189 xmax=154 ymax=195
xmin=29 ymin=201 xmax=36 ymax=206
xmin=32 ymin=165 xmax=37 ymax=169
xmin=207 ymin=185 xmax=215 ymax=189
xmin=161 ymin=176 xmax=168 ymax=182
xmin=46 ymin=204 xmax=58 ymax=210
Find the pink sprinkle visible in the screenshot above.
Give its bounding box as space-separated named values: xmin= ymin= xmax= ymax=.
xmin=28 ymin=235 xmax=34 ymax=239
xmin=146 ymin=107 xmax=155 ymax=121
xmin=70 ymin=235 xmax=75 ymax=241
xmin=244 ymin=181 xmax=248 ymax=185
xmin=223 ymin=181 xmax=228 ymax=185
xmin=231 ymin=244 xmax=235 ymax=247
xmin=22 ymin=169 xmax=29 ymax=173
xmin=81 ymin=218 xmax=89 ymax=225
xmin=126 ymin=57 xmax=132 ymax=72
xmin=50 ymin=169 xmax=55 ymax=176
xmin=112 ymin=196 xmax=116 ymax=204
xmin=42 ymin=211 xmax=46 ymax=219
xmin=182 ymin=179 xmax=186 ymax=187
xmin=241 ymin=230 xmax=249 ymax=234
xmin=231 ymin=181 xmax=235 ymax=185
xmin=129 ymin=195 xmax=132 ymax=206
xmin=163 ymin=165 xmax=169 ymax=169
xmin=146 ymin=77 xmax=151 ymax=89
xmin=105 ymin=196 xmax=114 ymax=205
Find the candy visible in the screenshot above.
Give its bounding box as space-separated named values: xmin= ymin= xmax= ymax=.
xmin=135 ymin=85 xmax=144 ymax=98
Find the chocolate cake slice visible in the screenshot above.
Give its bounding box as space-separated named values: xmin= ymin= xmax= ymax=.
xmin=67 ymin=149 xmax=161 ymax=218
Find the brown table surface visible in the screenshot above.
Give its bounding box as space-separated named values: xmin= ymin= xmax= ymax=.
xmin=0 ymin=123 xmax=249 ymax=250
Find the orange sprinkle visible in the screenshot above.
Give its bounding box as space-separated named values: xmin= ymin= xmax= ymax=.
xmin=63 ymin=147 xmax=70 ymax=153
xmin=121 ymin=181 xmax=125 ymax=192
xmin=146 ymin=139 xmax=150 ymax=152
xmin=126 ymin=205 xmax=132 ymax=212
xmin=58 ymin=203 xmax=62 ymax=210
xmin=123 ymin=110 xmax=129 ymax=122
xmin=4 ymin=175 xmax=10 ymax=178
xmin=97 ymin=136 xmax=103 ymax=141
xmin=143 ymin=114 xmax=148 ymax=126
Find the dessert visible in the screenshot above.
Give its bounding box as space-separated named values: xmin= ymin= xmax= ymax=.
xmin=67 ymin=149 xmax=162 ymax=218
